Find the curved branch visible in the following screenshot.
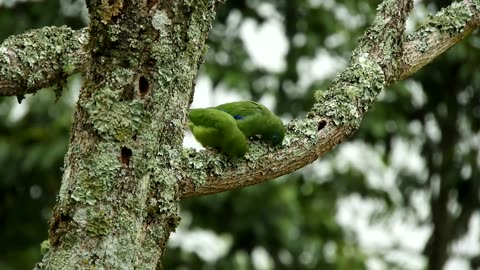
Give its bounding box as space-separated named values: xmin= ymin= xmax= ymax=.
xmin=180 ymin=118 xmax=352 ymax=198
xmin=397 ymin=0 xmax=480 ymax=82
xmin=180 ymin=0 xmax=414 ymax=198
xmin=0 ymin=26 xmax=88 ymax=97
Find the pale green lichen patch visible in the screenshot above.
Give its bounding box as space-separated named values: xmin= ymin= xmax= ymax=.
xmin=83 ymin=69 xmax=145 ymax=141
xmin=426 ymin=2 xmax=474 ymax=32
xmin=282 ymin=119 xmax=320 ymax=157
xmin=182 ymin=145 xmax=261 ymax=189
xmin=152 ymin=10 xmax=172 ymax=34
xmin=40 ymin=240 xmax=50 ymax=255
xmin=474 ymin=0 xmax=480 ymax=11
xmin=86 ymin=206 xmax=112 ymax=236
xmin=314 ymin=53 xmax=385 ymax=126
xmin=106 ymin=25 xmax=124 ymax=42
xmin=134 ymin=145 xmax=183 ymax=221
xmin=187 ymin=22 xmax=202 ymax=45
xmin=89 ymin=142 xmax=122 ymax=172
xmin=287 ymin=118 xmax=319 ymax=141
xmin=71 ymin=183 xmax=101 ymax=205
xmin=71 ymin=143 xmax=121 ymax=205
xmin=245 ymin=141 xmax=270 ymax=161
xmin=61 ymin=60 xmax=76 ymax=75
xmin=185 ymin=148 xmax=229 ymax=175
xmin=407 ymin=1 xmax=476 ymax=53
xmin=182 ymin=149 xmax=208 ymax=187
xmin=407 ymin=29 xmax=431 ymax=53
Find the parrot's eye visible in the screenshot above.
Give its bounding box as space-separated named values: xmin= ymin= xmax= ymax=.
xmin=272 ymin=134 xmax=278 ymax=141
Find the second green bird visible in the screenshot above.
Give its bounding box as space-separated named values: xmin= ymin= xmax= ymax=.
xmin=188 ymin=108 xmax=247 ymax=158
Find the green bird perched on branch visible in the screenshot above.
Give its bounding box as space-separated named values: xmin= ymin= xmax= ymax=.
xmin=215 ymin=101 xmax=285 ymax=145
xmin=188 ymin=108 xmax=248 ymax=158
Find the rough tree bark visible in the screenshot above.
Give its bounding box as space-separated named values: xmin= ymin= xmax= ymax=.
xmin=0 ymin=0 xmax=479 ymax=268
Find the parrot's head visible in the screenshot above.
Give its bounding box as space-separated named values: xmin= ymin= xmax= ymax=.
xmin=264 ymin=116 xmax=285 ymax=145
xmin=266 ymin=130 xmax=284 ymax=145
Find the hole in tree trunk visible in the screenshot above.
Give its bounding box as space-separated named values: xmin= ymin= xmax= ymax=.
xmin=318 ymin=120 xmax=327 ymax=131
xmin=120 ymin=147 xmax=133 ymax=166
xmin=139 ymin=76 xmax=150 ymax=96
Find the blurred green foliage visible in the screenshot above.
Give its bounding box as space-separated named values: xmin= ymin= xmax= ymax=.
xmin=0 ymin=90 xmax=73 ymax=269
xmin=1 ymin=0 xmax=479 ymax=269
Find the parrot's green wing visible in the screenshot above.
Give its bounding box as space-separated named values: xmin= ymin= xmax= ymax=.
xmin=189 ymin=108 xmax=228 ymax=131
xmin=215 ymin=101 xmax=265 ymax=120
xmin=214 ymin=101 xmax=285 ymax=145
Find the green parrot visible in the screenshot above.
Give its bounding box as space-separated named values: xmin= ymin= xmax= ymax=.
xmin=188 ymin=108 xmax=248 ymax=158
xmin=214 ymin=101 xmax=285 ymax=145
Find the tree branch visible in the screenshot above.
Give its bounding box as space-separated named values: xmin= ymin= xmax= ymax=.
xmin=180 ymin=0 xmax=414 ymax=198
xmin=398 ymin=0 xmax=480 ymax=82
xmin=0 ymin=26 xmax=88 ymax=97
xmin=179 ymin=0 xmax=480 ymax=199
xmin=179 ymin=118 xmax=351 ymax=198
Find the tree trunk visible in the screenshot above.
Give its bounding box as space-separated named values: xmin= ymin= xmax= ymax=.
xmin=35 ymin=1 xmax=217 ymax=268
